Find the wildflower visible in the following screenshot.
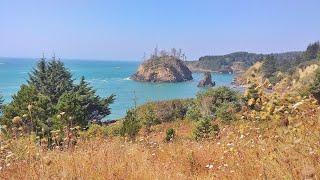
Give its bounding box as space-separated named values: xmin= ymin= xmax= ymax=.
xmin=60 ymin=112 xmax=66 ymax=116
xmin=205 ymin=164 xmax=214 ymax=169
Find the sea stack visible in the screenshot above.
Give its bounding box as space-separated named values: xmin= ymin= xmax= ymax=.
xmin=131 ymin=55 xmax=193 ymax=83
xmin=198 ymin=72 xmax=215 ymax=87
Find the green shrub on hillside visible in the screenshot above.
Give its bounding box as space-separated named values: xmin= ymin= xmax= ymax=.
xmin=196 ymin=86 xmax=239 ymax=116
xmin=216 ymin=103 xmax=237 ymax=122
xmin=141 ymin=103 xmax=160 ymax=132
xmin=165 ymin=128 xmax=175 ymax=142
xmin=120 ymin=109 xmax=141 ymax=140
xmin=185 ymin=104 xmax=202 ymax=121
xmin=84 ymin=124 xmax=108 ymax=138
xmin=193 ymin=117 xmax=219 ymax=140
xmin=310 ymin=68 xmax=320 ymax=102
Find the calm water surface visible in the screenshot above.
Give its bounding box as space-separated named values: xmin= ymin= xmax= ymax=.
xmin=0 ymin=58 xmax=235 ymax=119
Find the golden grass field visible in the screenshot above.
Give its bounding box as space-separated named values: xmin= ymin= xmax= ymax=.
xmin=1 ymin=96 xmax=319 ymax=180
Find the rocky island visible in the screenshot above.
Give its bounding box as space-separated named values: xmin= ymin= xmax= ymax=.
xmin=197 ymin=72 xmax=215 ymax=87
xmin=131 ymin=53 xmax=193 ymax=83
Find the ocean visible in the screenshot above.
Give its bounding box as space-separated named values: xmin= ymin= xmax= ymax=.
xmin=0 ymin=57 xmax=235 ymax=120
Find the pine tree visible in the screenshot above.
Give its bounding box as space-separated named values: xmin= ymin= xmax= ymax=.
xmin=261 ymin=55 xmax=277 ymax=78
xmin=120 ymin=109 xmax=141 ymax=140
xmin=304 ymin=42 xmax=320 ymax=60
xmin=28 ymin=58 xmax=73 ymax=104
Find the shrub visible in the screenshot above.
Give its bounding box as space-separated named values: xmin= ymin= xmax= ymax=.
xmin=141 ymin=103 xmax=160 ymax=132
xmin=216 ymin=103 xmax=237 ymax=122
xmin=120 ymin=109 xmax=141 ymax=140
xmin=84 ymin=124 xmax=108 ymax=138
xmin=310 ymin=68 xmax=320 ymax=102
xmin=196 ymin=86 xmax=239 ymax=116
xmin=193 ymin=117 xmax=219 ymax=140
xmin=185 ymin=104 xmax=202 ymax=121
xmin=165 ymin=128 xmax=175 ymax=142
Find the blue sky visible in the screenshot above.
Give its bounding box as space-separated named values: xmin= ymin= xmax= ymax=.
xmin=0 ymin=0 xmax=319 ymax=60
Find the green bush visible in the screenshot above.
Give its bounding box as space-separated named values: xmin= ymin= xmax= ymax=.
xmin=165 ymin=128 xmax=175 ymax=142
xmin=120 ymin=109 xmax=141 ymax=140
xmin=141 ymin=103 xmax=160 ymax=131
xmin=196 ymin=86 xmax=239 ymax=116
xmin=216 ymin=103 xmax=237 ymax=122
xmin=185 ymin=104 xmax=202 ymax=121
xmin=310 ymin=68 xmax=320 ymax=102
xmin=193 ymin=117 xmax=219 ymax=140
xmin=85 ymin=124 xmax=108 ymax=138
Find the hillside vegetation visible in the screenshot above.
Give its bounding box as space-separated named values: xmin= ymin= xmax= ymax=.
xmin=186 ymin=51 xmax=303 ymax=73
xmin=1 ymin=42 xmax=320 ymax=179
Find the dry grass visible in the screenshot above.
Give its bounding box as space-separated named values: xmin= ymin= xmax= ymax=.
xmin=1 ymin=101 xmax=320 ymax=180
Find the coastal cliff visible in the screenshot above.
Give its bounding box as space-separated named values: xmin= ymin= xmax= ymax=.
xmin=131 ymin=56 xmax=193 ymax=83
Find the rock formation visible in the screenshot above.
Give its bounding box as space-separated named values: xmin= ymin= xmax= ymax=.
xmin=131 ymin=56 xmax=193 ymax=83
xmin=197 ymin=72 xmax=215 ymax=87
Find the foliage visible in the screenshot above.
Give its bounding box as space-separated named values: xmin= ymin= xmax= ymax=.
xmin=120 ymin=109 xmax=141 ymax=139
xmin=216 ymin=103 xmax=237 ymax=122
xmin=261 ymin=55 xmax=277 ymax=78
xmin=193 ymin=117 xmax=219 ymax=140
xmin=165 ymin=128 xmax=175 ymax=142
xmin=137 ymin=99 xmax=191 ymax=122
xmin=304 ymin=41 xmax=320 ymax=60
xmin=185 ymin=103 xmax=202 ymax=121
xmin=28 ymin=58 xmax=73 ymax=104
xmin=141 ymin=103 xmax=160 ymax=132
xmin=196 ymin=86 xmax=239 ymax=116
xmin=1 ymin=58 xmax=115 ymax=136
xmin=83 ymin=124 xmax=108 ymax=138
xmin=310 ymin=68 xmax=320 ymax=101
xmin=1 ymin=85 xmax=53 ymax=131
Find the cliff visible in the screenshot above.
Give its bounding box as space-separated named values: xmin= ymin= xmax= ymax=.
xmin=131 ymin=56 xmax=193 ymax=83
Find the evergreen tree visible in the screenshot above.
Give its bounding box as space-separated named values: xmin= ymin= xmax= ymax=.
xmin=56 ymin=76 xmax=115 ymax=126
xmin=120 ymin=109 xmax=141 ymax=140
xmin=1 ymin=85 xmax=53 ymax=131
xmin=29 ymin=59 xmax=73 ymax=104
xmin=261 ymin=55 xmax=277 ymax=78
xmin=310 ymin=68 xmax=320 ymax=101
xmin=304 ymin=42 xmax=320 ymax=60
xmin=2 ymin=57 xmax=115 ymax=132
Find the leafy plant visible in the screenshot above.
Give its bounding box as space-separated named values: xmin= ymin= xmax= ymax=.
xmin=141 ymin=103 xmax=160 ymax=132
xmin=196 ymin=86 xmax=239 ymax=116
xmin=165 ymin=128 xmax=175 ymax=142
xmin=120 ymin=109 xmax=141 ymax=140
xmin=310 ymin=68 xmax=320 ymax=102
xmin=185 ymin=104 xmax=202 ymax=121
xmin=193 ymin=117 xmax=219 ymax=140
xmin=216 ymin=103 xmax=237 ymax=122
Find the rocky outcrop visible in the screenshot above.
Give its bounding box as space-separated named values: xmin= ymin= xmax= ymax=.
xmin=198 ymin=72 xmax=215 ymax=87
xmin=131 ymin=56 xmax=193 ymax=83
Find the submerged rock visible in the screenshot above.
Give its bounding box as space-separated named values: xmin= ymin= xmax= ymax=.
xmin=131 ymin=56 xmax=193 ymax=83
xmin=197 ymin=72 xmax=215 ymax=87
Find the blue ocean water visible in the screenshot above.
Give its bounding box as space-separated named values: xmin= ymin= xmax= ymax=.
xmin=0 ymin=57 xmax=235 ymax=119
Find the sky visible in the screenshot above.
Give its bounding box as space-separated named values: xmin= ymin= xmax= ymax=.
xmin=0 ymin=0 xmax=320 ymax=61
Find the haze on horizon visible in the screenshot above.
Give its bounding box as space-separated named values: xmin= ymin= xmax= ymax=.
xmin=0 ymin=0 xmax=320 ymax=61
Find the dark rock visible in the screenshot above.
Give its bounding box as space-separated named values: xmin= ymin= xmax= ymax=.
xmin=197 ymin=72 xmax=215 ymax=87
xmin=131 ymin=56 xmax=193 ymax=83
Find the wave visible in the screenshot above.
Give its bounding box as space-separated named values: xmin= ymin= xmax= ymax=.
xmin=123 ymin=77 xmax=131 ymax=81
